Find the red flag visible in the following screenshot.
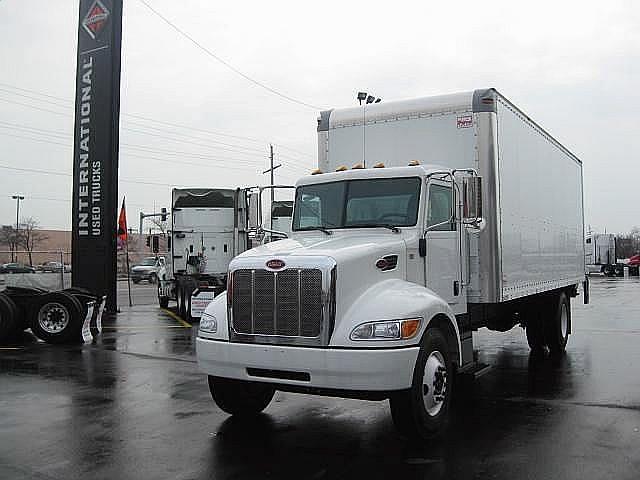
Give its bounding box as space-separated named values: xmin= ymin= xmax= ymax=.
xmin=117 ymin=197 xmax=128 ymax=245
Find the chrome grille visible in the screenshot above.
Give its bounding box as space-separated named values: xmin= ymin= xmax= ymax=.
xmin=231 ymin=268 xmax=323 ymax=338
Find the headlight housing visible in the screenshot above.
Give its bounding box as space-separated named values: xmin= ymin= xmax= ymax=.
xmin=350 ymin=318 xmax=421 ymax=341
xmin=199 ymin=313 xmax=217 ymax=333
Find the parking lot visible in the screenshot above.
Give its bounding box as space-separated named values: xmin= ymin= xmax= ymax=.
xmin=1 ymin=276 xmax=639 ymax=480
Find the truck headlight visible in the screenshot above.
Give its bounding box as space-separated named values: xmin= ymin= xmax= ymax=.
xmin=350 ymin=318 xmax=421 ymax=341
xmin=199 ymin=313 xmax=217 ymax=333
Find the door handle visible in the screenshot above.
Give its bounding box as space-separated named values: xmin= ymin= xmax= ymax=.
xmin=453 ymin=281 xmax=460 ymax=296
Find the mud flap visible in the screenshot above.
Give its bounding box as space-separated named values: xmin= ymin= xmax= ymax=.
xmin=81 ymin=301 xmax=95 ymax=343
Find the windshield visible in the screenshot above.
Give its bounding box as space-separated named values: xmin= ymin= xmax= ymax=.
xmin=292 ymin=177 xmax=421 ymax=231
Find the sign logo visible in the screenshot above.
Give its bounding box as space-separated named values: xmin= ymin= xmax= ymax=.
xmin=457 ymin=114 xmax=473 ymax=129
xmin=266 ymin=259 xmax=286 ymax=270
xmin=82 ymin=0 xmax=110 ymax=40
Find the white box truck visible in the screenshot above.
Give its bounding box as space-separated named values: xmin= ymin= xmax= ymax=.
xmin=158 ymin=187 xmax=293 ymax=320
xmin=196 ymin=89 xmax=588 ymax=438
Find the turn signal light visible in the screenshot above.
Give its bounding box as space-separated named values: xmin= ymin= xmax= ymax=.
xmin=401 ymin=319 xmax=421 ymax=339
xmin=336 ymin=165 xmax=348 ymax=172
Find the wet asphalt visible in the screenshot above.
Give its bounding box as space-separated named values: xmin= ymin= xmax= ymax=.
xmin=1 ymin=277 xmax=639 ymax=480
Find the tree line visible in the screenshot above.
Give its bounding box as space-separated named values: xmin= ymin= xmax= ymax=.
xmin=615 ymin=227 xmax=640 ymax=259
xmin=0 ymin=217 xmax=48 ymax=266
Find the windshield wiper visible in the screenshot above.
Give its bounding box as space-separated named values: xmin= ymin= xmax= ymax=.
xmin=351 ymin=224 xmax=401 ymax=233
xmin=295 ymin=226 xmax=333 ymax=235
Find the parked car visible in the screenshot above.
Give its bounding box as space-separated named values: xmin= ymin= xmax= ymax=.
xmin=0 ymin=263 xmax=36 ymax=274
xmin=37 ymin=261 xmax=71 ymax=273
xmin=130 ymin=256 xmax=165 ymax=284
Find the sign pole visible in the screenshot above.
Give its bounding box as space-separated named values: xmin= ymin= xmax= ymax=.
xmin=71 ymin=0 xmax=123 ymax=313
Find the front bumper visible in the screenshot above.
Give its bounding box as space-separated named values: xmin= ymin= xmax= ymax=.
xmin=196 ymin=337 xmax=419 ymax=391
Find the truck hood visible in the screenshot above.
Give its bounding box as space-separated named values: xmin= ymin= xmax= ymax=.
xmin=233 ymin=231 xmax=409 ymax=325
xmin=238 ymin=231 xmax=406 ymax=265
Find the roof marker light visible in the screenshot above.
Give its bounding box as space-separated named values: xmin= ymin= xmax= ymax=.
xmin=335 ymin=165 xmax=348 ymax=172
xmin=373 ymin=162 xmax=385 ymax=168
xmin=352 ymin=163 xmax=364 ymax=169
xmin=408 ymin=160 xmax=420 ymax=166
xmin=311 ymin=168 xmax=323 ymax=175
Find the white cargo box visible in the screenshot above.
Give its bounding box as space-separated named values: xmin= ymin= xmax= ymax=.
xmin=317 ymin=89 xmax=585 ymax=303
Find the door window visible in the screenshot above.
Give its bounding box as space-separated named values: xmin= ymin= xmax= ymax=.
xmin=427 ymin=184 xmax=454 ymax=231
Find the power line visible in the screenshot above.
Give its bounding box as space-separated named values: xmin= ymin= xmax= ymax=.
xmin=0 ymin=82 xmax=316 ymax=159
xmin=136 ymin=0 xmax=322 ymax=111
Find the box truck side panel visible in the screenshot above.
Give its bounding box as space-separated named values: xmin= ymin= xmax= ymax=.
xmin=496 ymin=98 xmax=585 ymax=300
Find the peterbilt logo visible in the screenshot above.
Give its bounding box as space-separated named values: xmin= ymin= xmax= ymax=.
xmin=266 ymin=259 xmax=286 ymax=270
xmin=82 ymin=0 xmax=110 ymax=40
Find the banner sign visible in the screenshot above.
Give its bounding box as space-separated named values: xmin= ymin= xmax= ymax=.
xmin=71 ymin=0 xmax=123 ymax=312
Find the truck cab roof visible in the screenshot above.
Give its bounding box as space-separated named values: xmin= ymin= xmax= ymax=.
xmin=295 ymin=164 xmax=447 ymax=187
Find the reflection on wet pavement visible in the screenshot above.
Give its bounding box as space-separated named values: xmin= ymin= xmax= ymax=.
xmin=1 ymin=277 xmax=639 ymax=479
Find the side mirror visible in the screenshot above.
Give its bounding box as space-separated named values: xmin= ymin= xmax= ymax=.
xmin=462 ymin=176 xmax=483 ymax=224
xmin=247 ymin=191 xmax=260 ymax=231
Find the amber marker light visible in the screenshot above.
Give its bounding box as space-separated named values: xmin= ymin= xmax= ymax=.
xmin=352 ymin=163 xmax=364 ymax=169
xmin=335 ymin=165 xmax=348 ymax=172
xmin=408 ymin=160 xmax=420 ymax=166
xmin=373 ymin=162 xmax=385 ymax=168
xmin=311 ymin=168 xmax=323 ymax=175
xmin=401 ymin=319 xmax=421 ymax=339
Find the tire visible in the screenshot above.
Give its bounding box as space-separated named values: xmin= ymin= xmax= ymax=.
xmin=29 ymin=292 xmax=83 ymax=344
xmin=208 ymin=376 xmax=275 ymax=416
xmin=614 ymin=265 xmax=624 ymax=277
xmin=525 ymin=299 xmax=546 ymax=350
xmin=0 ymin=294 xmax=20 ymax=342
xmin=149 ymin=273 xmax=158 ymax=284
xmin=546 ymin=292 xmax=570 ymax=354
xmin=389 ymin=328 xmax=453 ymax=440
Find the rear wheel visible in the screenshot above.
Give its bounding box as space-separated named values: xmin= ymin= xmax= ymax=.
xmin=0 ymin=294 xmax=20 ymax=342
xmin=208 ymin=376 xmax=275 ymax=416
xmin=389 ymin=328 xmax=453 ymax=439
xmin=29 ymin=292 xmax=83 ymax=344
xmin=547 ymin=292 xmax=570 ymax=354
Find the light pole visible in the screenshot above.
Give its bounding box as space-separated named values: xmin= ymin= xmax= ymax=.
xmin=11 ymin=195 xmax=24 ymax=263
xmin=356 ymin=92 xmax=382 ymax=167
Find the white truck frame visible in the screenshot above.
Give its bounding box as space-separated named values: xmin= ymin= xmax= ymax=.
xmin=196 ymin=89 xmax=588 ymax=438
xmin=585 ymin=233 xmax=623 ymax=276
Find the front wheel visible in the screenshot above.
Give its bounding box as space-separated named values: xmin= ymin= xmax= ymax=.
xmin=208 ymin=376 xmax=275 ymax=416
xmin=389 ymin=328 xmax=453 ymax=439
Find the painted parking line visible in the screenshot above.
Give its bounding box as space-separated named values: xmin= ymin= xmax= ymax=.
xmin=161 ymin=308 xmax=192 ymax=328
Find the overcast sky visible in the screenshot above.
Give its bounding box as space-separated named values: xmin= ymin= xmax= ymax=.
xmin=0 ymin=0 xmax=638 ymax=234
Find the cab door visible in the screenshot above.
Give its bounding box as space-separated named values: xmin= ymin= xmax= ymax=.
xmin=424 ymin=181 xmax=466 ymax=312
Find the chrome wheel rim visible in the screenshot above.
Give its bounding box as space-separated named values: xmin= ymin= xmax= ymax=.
xmin=560 ymin=302 xmax=568 ymax=338
xmin=38 ymin=302 xmax=70 ymax=334
xmin=422 ymin=350 xmax=447 ymax=416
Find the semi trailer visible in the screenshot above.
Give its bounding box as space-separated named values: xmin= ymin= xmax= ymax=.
xmin=196 ymin=88 xmax=587 ymax=439
xmin=158 ymin=187 xmax=292 ymax=320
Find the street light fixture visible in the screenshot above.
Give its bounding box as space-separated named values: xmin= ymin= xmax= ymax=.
xmin=11 ymin=195 xmax=24 ymax=231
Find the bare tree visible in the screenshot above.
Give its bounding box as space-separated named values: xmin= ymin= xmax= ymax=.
xmin=18 ymin=217 xmax=49 ymax=266
xmin=615 ymin=226 xmax=640 ymax=259
xmin=148 ymin=216 xmax=168 ymax=236
xmin=0 ymin=225 xmax=20 ymax=262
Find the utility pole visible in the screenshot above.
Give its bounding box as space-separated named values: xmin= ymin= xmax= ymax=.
xmin=11 ymin=195 xmax=24 ymax=263
xmin=262 ymin=144 xmax=281 ymax=232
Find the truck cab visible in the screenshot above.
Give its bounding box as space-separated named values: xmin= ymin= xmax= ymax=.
xmin=198 ymin=164 xmax=478 ymax=438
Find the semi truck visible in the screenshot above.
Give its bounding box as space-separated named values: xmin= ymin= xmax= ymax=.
xmin=158 ymin=187 xmax=292 ymax=320
xmin=585 ymin=233 xmax=623 ymax=276
xmin=196 ymin=88 xmax=588 ymax=439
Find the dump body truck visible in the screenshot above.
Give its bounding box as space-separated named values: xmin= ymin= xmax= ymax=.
xmin=196 ymin=88 xmax=588 ymax=438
